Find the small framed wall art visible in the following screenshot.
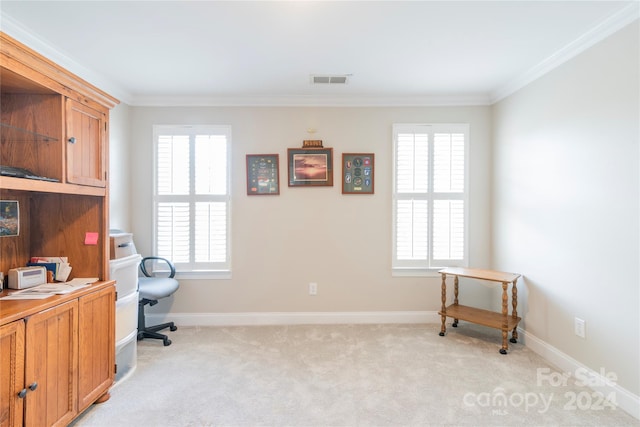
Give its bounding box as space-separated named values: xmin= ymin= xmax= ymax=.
xmin=0 ymin=200 xmax=20 ymax=236
xmin=287 ymin=148 xmax=334 ymax=187
xmin=246 ymin=154 xmax=280 ymax=195
xmin=342 ymin=153 xmax=374 ymax=194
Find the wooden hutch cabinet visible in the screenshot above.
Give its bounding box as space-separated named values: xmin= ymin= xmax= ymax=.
xmin=66 ymin=99 xmax=108 ymax=188
xmin=0 ymin=32 xmax=118 ymax=426
xmin=0 ymin=283 xmax=115 ymax=427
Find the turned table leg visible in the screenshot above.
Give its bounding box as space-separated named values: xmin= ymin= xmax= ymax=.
xmin=439 ymin=273 xmax=447 ymax=336
xmin=510 ymin=279 xmax=519 ymax=343
xmin=500 ymin=281 xmax=508 ymax=354
xmin=452 ymin=275 xmax=459 ymax=327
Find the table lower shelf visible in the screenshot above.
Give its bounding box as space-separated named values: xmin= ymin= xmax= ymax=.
xmin=439 ymin=304 xmax=521 ymax=331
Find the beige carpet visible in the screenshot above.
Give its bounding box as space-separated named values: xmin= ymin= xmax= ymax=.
xmin=72 ymin=323 xmax=638 ymax=426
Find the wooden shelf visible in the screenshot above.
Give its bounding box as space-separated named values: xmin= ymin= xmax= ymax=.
xmin=0 ymin=175 xmax=106 ymax=196
xmin=0 ymin=122 xmax=59 ymax=142
xmin=439 ymin=304 xmax=521 ymax=330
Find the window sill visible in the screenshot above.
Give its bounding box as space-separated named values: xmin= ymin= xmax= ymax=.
xmin=392 ymin=268 xmax=443 ymax=278
xmin=175 ymin=270 xmax=231 ymax=280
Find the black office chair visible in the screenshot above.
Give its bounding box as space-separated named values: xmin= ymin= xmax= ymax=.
xmin=137 ymin=256 xmax=180 ymax=346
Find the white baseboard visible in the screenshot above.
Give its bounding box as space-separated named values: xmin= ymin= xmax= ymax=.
xmin=147 ymin=310 xmax=441 ymax=327
xmin=518 ymin=327 xmax=640 ymax=420
xmin=145 ymin=311 xmax=638 ymax=420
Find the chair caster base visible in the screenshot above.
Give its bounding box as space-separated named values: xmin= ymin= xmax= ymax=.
xmin=137 ymin=323 xmax=175 ymax=346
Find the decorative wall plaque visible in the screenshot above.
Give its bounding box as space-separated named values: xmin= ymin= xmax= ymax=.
xmin=342 ymin=153 xmax=374 ymax=194
xmin=302 ymin=140 xmax=323 ymax=148
xmin=246 ymin=154 xmax=280 ymax=195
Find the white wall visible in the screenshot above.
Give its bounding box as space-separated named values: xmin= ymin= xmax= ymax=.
xmin=106 ymin=16 xmax=639 ymax=414
xmin=108 ymin=102 xmax=132 ymax=232
xmin=126 ymin=106 xmax=493 ymax=317
xmin=492 ymin=21 xmax=639 ymax=395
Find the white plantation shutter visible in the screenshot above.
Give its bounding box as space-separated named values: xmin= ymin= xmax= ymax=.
xmin=153 ymin=125 xmax=231 ymax=275
xmin=195 ymin=135 xmax=227 ymax=195
xmin=433 ymin=133 xmax=465 ymax=193
xmin=157 ymin=202 xmax=190 ymax=263
xmin=157 ymin=135 xmax=189 ymax=195
xmin=195 ymin=202 xmax=227 ymax=262
xmin=396 ymin=132 xmax=429 ymax=193
xmin=395 ymin=199 xmax=428 ymax=260
xmin=433 ymin=200 xmax=465 ymax=260
xmin=393 ymin=124 xmax=468 ymax=272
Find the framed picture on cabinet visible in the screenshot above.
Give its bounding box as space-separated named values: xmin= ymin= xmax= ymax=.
xmin=342 ymin=153 xmax=374 ymax=194
xmin=246 ymin=154 xmax=280 ymax=195
xmin=287 ymin=148 xmax=334 ymax=187
xmin=0 ymin=200 xmax=20 ymax=237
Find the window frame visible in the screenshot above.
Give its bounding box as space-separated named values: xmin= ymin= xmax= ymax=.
xmin=152 ymin=124 xmax=232 ymax=279
xmin=392 ymin=123 xmax=469 ymax=277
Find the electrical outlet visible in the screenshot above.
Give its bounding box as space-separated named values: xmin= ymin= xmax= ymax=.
xmin=309 ymin=282 xmax=317 ymax=296
xmin=574 ymin=317 xmax=586 ymax=338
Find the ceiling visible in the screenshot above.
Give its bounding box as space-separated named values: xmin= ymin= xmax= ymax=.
xmin=1 ymin=1 xmax=637 ymax=106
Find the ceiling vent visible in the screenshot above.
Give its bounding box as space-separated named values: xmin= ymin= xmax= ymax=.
xmin=311 ymin=74 xmax=350 ymax=85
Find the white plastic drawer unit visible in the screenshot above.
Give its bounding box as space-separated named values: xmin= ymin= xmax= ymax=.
xmin=115 ymin=329 xmax=138 ymax=385
xmin=110 ymin=232 xmax=137 ymax=259
xmin=115 ymin=290 xmax=139 ymax=343
xmin=109 ymin=253 xmax=141 ymax=297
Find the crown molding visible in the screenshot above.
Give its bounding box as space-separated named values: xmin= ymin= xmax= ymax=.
xmin=3 ymin=4 xmax=637 ymax=108
xmin=0 ymin=10 xmax=491 ymax=107
xmin=491 ymin=3 xmax=640 ymax=104
xmin=128 ymin=94 xmax=493 ymax=107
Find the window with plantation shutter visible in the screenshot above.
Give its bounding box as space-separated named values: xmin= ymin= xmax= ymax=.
xmin=153 ymin=125 xmax=231 ymax=277
xmin=392 ymin=124 xmax=468 ymax=274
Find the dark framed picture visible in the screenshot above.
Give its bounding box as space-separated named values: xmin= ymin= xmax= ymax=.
xmin=0 ymin=200 xmax=20 ymax=237
xmin=246 ymin=154 xmax=280 ymax=195
xmin=287 ymin=148 xmax=333 ymax=187
xmin=342 ymin=153 xmax=374 ymax=194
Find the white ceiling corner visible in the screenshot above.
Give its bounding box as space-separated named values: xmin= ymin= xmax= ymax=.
xmin=490 ymin=1 xmax=640 ymax=104
xmin=1 ymin=1 xmax=638 ymax=107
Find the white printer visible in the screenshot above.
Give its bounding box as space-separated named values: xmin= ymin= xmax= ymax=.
xmin=8 ymin=266 xmax=47 ymax=289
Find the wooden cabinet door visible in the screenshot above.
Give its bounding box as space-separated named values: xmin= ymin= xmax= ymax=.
xmin=0 ymin=321 xmax=25 ymax=427
xmin=24 ymin=300 xmax=78 ymax=427
xmin=77 ymin=285 xmax=115 ymax=412
xmin=66 ymin=98 xmax=107 ymax=187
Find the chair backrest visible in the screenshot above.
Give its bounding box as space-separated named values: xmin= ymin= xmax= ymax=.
xmin=140 ymin=256 xmax=176 ymax=279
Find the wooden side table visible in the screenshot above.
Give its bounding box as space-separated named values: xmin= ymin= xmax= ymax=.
xmin=438 ymin=267 xmax=521 ymax=354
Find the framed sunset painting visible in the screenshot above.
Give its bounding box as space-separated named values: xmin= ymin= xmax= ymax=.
xmin=287 ymin=148 xmax=333 ymax=187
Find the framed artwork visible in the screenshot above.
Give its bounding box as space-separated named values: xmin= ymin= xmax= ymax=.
xmin=246 ymin=154 xmax=280 ymax=195
xmin=287 ymin=148 xmax=333 ymax=187
xmin=342 ymin=153 xmax=374 ymax=194
xmin=0 ymin=200 xmax=20 ymax=237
